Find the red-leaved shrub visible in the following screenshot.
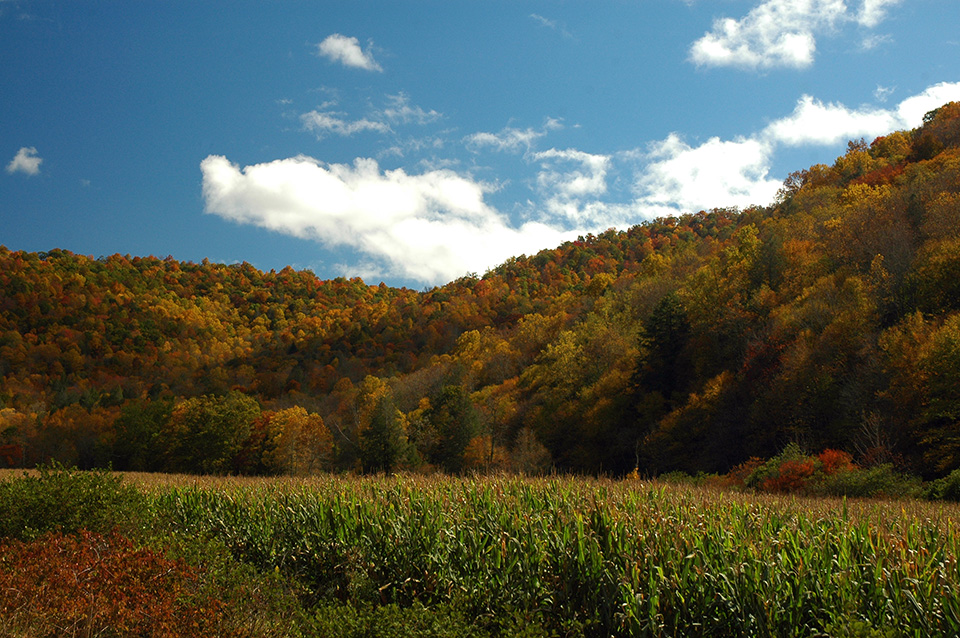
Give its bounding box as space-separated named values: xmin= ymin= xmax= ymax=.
xmin=0 ymin=531 xmax=237 ymax=637
xmin=761 ymin=458 xmax=818 ymax=493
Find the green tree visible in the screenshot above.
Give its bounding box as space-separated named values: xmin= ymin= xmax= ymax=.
xmin=632 ymin=292 xmax=691 ymax=403
xmin=426 ymin=385 xmax=479 ymax=474
xmin=168 ymin=391 xmax=260 ymax=474
xmin=359 ymin=394 xmax=407 ymax=473
xmin=111 ymin=398 xmax=174 ymax=472
xmin=916 ymin=314 xmax=960 ymax=474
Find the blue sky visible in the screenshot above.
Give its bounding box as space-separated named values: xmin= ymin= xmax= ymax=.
xmin=2 ymin=1 xmax=958 ymax=288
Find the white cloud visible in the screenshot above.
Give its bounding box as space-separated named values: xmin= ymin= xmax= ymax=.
xmin=530 ymin=14 xmax=556 ymax=30
xmin=529 ymin=148 xmax=619 ymax=224
xmin=896 ymin=82 xmax=960 ymax=126
xmin=528 ymin=149 xmax=627 ymax=227
xmin=631 ymin=82 xmax=960 ymax=216
xmin=533 ymin=149 xmax=609 ymax=198
xmin=379 ymin=93 xmax=441 ymax=125
xmin=203 ymin=83 xmax=960 ymax=284
xmin=760 ymin=83 xmax=960 ymax=148
xmin=6 ymin=146 xmax=42 ymax=175
xmin=301 ymin=111 xmax=391 ymax=138
xmin=874 ymin=85 xmax=896 ymax=102
xmin=860 ymin=33 xmax=893 ymax=51
xmin=762 ymin=95 xmax=899 ymax=146
xmin=857 ymin=0 xmax=902 ymax=28
xmin=465 ymin=118 xmax=563 ymax=153
xmin=530 ymin=13 xmax=575 ymax=40
xmin=765 ymin=84 xmax=960 ymax=147
xmin=689 ymin=0 xmax=900 ymax=70
xmin=316 ymin=34 xmax=382 ymax=72
xmin=300 ymin=94 xmax=440 ymax=141
xmin=200 ymin=154 xmax=575 ymax=284
xmin=635 ymin=134 xmax=781 ymax=214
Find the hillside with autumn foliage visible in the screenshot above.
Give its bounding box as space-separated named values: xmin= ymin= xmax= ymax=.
xmin=3 ymin=102 xmax=960 ymax=479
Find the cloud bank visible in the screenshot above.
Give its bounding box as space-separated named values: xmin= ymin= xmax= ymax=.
xmin=6 ymin=146 xmax=42 ymax=175
xmin=200 ymin=155 xmax=573 ymax=284
xmin=316 ymin=34 xmax=382 ymax=72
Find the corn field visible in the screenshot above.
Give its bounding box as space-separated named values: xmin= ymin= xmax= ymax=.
xmin=147 ymin=474 xmax=960 ymax=637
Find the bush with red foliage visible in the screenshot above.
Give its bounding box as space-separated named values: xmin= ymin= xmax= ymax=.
xmin=817 ymin=449 xmax=856 ymax=475
xmin=760 ymin=458 xmax=819 ymax=493
xmin=722 ymin=456 xmax=765 ymax=489
xmin=0 ymin=530 xmax=239 ymax=637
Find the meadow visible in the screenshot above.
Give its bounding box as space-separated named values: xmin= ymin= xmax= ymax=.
xmin=1 ymin=467 xmax=959 ymax=637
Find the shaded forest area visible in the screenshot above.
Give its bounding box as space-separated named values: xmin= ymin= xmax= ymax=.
xmin=2 ymin=103 xmax=960 ymax=479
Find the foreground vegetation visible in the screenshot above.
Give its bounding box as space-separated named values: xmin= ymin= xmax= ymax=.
xmin=2 ymin=466 xmax=959 ymax=637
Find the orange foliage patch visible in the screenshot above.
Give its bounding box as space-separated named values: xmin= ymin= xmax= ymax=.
xmin=817 ymin=449 xmax=856 ymax=475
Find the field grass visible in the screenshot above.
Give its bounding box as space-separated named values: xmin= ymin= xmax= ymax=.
xmin=2 ymin=468 xmax=959 ymax=637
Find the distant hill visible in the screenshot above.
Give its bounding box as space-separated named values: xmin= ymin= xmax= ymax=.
xmin=2 ymin=102 xmax=960 ymax=478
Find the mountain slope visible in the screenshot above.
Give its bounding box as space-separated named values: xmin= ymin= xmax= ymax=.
xmin=2 ymin=102 xmax=960 ymax=477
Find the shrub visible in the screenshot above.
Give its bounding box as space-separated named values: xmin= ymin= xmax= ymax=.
xmin=657 ymin=470 xmax=722 ymax=487
xmin=761 ymin=457 xmax=818 ymax=493
xmin=0 ymin=531 xmax=228 ymax=637
xmin=809 ymin=464 xmax=921 ymax=499
xmin=0 ymin=463 xmax=146 ymax=540
xmin=722 ymin=456 xmax=765 ymax=489
xmin=745 ymin=443 xmax=815 ymax=492
xmin=923 ymin=468 xmax=960 ymax=501
xmin=818 ymin=449 xmax=856 ymax=475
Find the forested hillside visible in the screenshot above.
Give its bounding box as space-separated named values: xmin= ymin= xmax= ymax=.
xmin=3 ymin=102 xmax=960 ymax=478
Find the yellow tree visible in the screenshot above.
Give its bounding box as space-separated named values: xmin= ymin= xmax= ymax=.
xmin=262 ymin=407 xmax=333 ymax=475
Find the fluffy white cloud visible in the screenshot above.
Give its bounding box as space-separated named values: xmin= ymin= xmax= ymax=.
xmin=764 ymin=82 xmax=960 ymax=147
xmin=301 ymin=111 xmax=391 ymax=137
xmin=203 ymin=83 xmax=960 ymax=284
xmin=635 ymin=135 xmax=781 ymax=214
xmin=689 ymin=0 xmax=900 ymax=70
xmin=857 ymin=0 xmax=903 ymax=28
xmin=529 ymin=148 xmax=619 ymax=224
xmin=689 ymin=0 xmax=845 ymax=69
xmin=6 ymin=146 xmax=42 ymax=175
xmin=896 ymin=82 xmax=960 ymax=127
xmin=762 ymin=95 xmax=899 ymax=146
xmin=632 ymin=82 xmax=960 ymax=216
xmin=316 ymin=34 xmax=382 ymax=72
xmin=533 ymin=149 xmax=609 ymax=198
xmin=200 ymin=154 xmax=575 ymax=284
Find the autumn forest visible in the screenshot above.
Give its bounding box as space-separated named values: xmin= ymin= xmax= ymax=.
xmin=3 ymin=102 xmax=960 ymax=481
